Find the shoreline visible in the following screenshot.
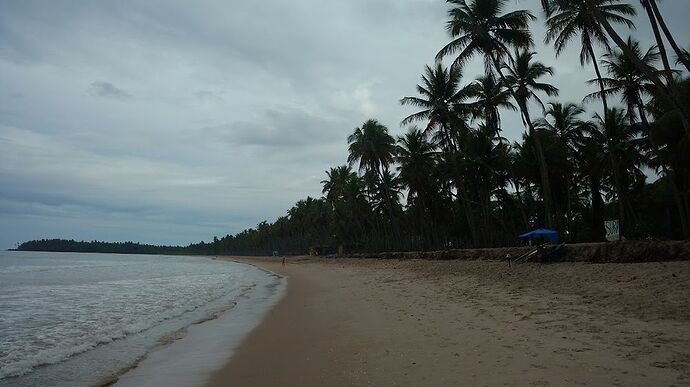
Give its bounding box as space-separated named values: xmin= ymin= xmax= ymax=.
xmin=207 ymin=256 xmax=690 ymax=386
xmin=112 ymin=258 xmax=286 ymax=387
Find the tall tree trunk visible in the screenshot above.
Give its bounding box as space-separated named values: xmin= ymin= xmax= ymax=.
xmin=641 ymin=0 xmax=675 ymax=82
xmin=648 ymin=0 xmax=690 ymax=72
xmin=586 ymin=0 xmax=690 ymax=137
xmin=489 ymin=54 xmax=554 ymax=228
xmin=587 ymin=40 xmax=609 ymax=118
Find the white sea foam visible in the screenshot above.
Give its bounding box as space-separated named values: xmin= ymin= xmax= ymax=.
xmin=0 ymin=251 xmax=282 ymax=387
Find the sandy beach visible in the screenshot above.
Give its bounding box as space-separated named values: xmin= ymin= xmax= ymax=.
xmin=207 ymin=256 xmax=690 ymax=386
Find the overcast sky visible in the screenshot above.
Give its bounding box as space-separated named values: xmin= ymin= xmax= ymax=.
xmin=1 ymin=0 xmax=688 ymax=249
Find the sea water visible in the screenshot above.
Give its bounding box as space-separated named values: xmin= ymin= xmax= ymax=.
xmin=0 ymin=251 xmax=284 ymax=387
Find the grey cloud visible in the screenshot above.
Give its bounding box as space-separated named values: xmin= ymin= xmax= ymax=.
xmin=88 ymin=81 xmax=131 ymax=99
xmin=207 ymin=108 xmax=347 ymax=147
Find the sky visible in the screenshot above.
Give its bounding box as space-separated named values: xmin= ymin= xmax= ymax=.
xmin=1 ymin=0 xmax=688 ymax=249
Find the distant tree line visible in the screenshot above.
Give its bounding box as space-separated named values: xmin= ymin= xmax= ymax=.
xmin=17 ymin=0 xmax=690 ymax=257
xmin=16 ymin=239 xmax=189 ymax=255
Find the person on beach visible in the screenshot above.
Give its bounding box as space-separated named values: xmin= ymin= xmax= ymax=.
xmin=282 ymin=256 xmax=285 ymax=266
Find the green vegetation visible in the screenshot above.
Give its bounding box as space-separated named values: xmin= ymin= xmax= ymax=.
xmin=17 ymin=0 xmax=690 ymax=256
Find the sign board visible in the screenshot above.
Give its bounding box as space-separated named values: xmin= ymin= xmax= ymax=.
xmin=604 ymin=219 xmax=620 ymax=241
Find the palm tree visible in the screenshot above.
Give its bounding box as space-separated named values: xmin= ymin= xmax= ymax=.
xmin=544 ymin=0 xmax=635 ymax=124
xmin=502 ymin=50 xmax=560 ymax=227
xmin=544 ymin=0 xmax=637 ymax=228
xmin=436 ymin=0 xmax=568 ymax=227
xmin=538 ymin=102 xmax=587 ymax=235
xmin=347 ymin=119 xmax=401 ymax=245
xmin=436 ymin=0 xmax=535 ymax=74
xmin=396 ymin=128 xmax=439 ymax=202
xmin=322 ymin=165 xmax=358 ymax=204
xmin=584 ymin=37 xmax=660 ymax=131
xmin=347 ymin=119 xmax=397 ymax=178
xmin=573 ymin=132 xmax=607 ymax=239
xmin=543 ymin=0 xmax=690 ymax=135
xmin=396 ymin=128 xmax=440 ymax=246
xmin=586 ymin=107 xmax=646 ymax=236
xmin=464 ymin=75 xmax=516 ymax=136
xmin=539 ymin=102 xmax=586 ymax=143
xmin=502 ymin=51 xmax=560 ymax=113
xmin=400 ymin=63 xmax=469 ymax=151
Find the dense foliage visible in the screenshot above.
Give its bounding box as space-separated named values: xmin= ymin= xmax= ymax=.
xmin=17 ymin=0 xmax=690 ymax=256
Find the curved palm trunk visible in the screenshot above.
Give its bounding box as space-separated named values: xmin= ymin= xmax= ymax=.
xmin=641 ymin=0 xmax=675 ymax=82
xmin=647 ymin=0 xmax=690 ymax=72
xmin=586 ymin=0 xmax=690 ymax=137
xmin=489 ymin=54 xmax=554 ymax=229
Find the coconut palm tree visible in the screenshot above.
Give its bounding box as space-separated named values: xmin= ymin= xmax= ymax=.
xmin=396 ymin=129 xmax=441 ymax=248
xmin=347 ymin=119 xmax=401 ymax=245
xmin=584 ymin=37 xmax=661 ymax=131
xmin=538 ymin=102 xmax=587 ymax=235
xmin=584 ymin=107 xmax=646 ymax=235
xmin=502 ymin=50 xmax=560 ymax=227
xmin=464 ymin=75 xmax=516 ymax=136
xmin=322 ymin=165 xmax=358 ymax=204
xmin=502 ymin=51 xmax=560 ymax=113
xmin=396 ymin=128 xmax=439 ymax=201
xmin=347 ymin=119 xmax=397 ymax=178
xmin=542 ymin=0 xmax=690 ymax=135
xmin=400 ymin=63 xmax=470 ymax=152
xmin=436 ymin=0 xmax=568 ymax=227
xmin=573 ymin=132 xmax=607 ymax=239
xmin=544 ymin=0 xmax=635 ymax=123
xmin=544 ymin=0 xmax=637 ymax=227
xmin=539 ymin=102 xmax=586 ymax=143
xmin=436 ymin=0 xmax=535 ymax=74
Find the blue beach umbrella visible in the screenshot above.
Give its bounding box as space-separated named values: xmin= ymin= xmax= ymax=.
xmin=518 ymin=228 xmax=560 ymax=244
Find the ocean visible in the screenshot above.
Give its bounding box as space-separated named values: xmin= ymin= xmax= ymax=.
xmin=0 ymin=251 xmax=284 ymax=387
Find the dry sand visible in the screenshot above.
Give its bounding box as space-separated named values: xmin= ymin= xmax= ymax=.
xmin=206 ymin=256 xmax=690 ymax=386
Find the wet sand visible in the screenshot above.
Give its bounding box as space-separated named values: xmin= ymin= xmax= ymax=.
xmin=207 ymin=256 xmax=690 ymax=386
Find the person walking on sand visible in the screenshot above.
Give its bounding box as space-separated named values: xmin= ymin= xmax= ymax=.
xmin=282 ymin=256 xmax=285 ymax=266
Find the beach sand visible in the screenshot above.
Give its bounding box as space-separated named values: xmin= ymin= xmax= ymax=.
xmin=207 ymin=256 xmax=690 ymax=386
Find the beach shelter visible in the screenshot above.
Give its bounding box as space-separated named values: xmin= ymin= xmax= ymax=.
xmin=518 ymin=228 xmax=560 ymax=244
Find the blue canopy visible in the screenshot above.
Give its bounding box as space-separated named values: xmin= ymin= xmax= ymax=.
xmin=518 ymin=228 xmax=559 ymax=244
